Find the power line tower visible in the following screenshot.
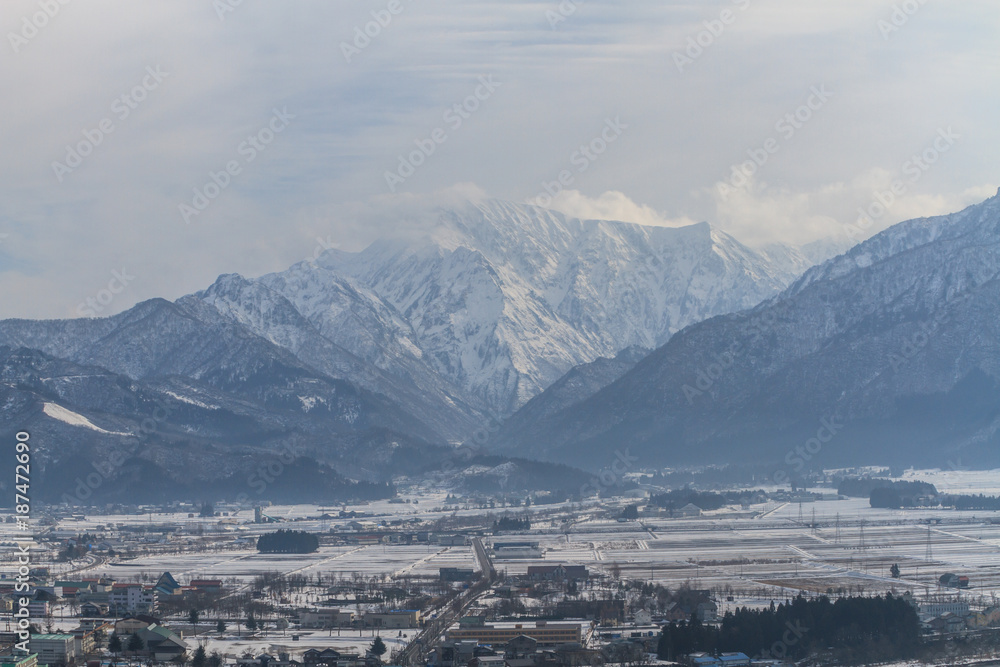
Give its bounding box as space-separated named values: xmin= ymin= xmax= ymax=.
xmin=798 ymin=502 xmax=803 ymax=524
xmin=925 ymin=525 xmax=933 ymax=562
xmin=859 ymin=519 xmax=868 ymax=574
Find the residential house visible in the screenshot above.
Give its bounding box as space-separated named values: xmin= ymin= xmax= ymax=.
xmin=80 ymin=602 xmax=108 ymax=617
xmin=137 ymin=623 xmax=188 ymax=661
xmin=302 ymin=648 xmax=343 ymax=667
xmin=504 ymin=635 xmax=538 ymax=659
xmin=237 ymin=653 xmax=300 ymax=667
xmin=673 ymin=504 xmax=702 ymax=518
xmin=115 ymin=614 xmax=160 ymax=635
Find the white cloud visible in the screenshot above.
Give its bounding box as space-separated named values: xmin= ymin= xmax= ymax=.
xmin=0 ymin=0 xmax=998 ymax=318
xmin=703 ymin=171 xmax=998 ymax=247
xmin=528 ymin=189 xmax=696 ymax=228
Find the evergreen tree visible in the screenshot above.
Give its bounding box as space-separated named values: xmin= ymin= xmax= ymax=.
xmin=216 ymin=619 xmax=227 ymax=634
xmin=191 ymin=645 xmax=207 ymax=667
xmin=126 ymin=633 xmax=144 ymax=656
xmin=108 ymin=633 xmax=123 ymax=656
xmin=371 ymin=636 xmax=388 ymax=659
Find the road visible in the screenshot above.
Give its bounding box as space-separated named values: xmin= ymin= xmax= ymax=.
xmin=398 ymin=539 xmax=496 ymax=666
xmin=472 ymin=537 xmax=495 ymax=578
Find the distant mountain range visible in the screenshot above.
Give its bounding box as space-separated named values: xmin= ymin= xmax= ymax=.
xmin=0 ymin=199 xmax=850 ymax=502
xmin=494 ymin=189 xmax=1000 ymax=475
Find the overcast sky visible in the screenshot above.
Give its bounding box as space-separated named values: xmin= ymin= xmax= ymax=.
xmin=1 ymin=0 xmax=997 ymax=319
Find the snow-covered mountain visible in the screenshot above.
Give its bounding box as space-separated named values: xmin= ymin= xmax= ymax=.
xmin=0 ymin=198 xmax=830 ymax=500
xmin=493 ymin=189 xmax=1000 ymax=471
xmin=259 ymin=200 xmax=814 ymax=415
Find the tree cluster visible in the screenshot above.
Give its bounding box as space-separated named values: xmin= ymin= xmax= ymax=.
xmin=492 ymin=516 xmax=531 ymax=531
xmin=649 ymin=489 xmax=765 ymax=511
xmin=657 ymin=594 xmax=920 ymax=663
xmin=256 ymin=529 xmax=319 ymax=553
xmin=839 ymin=477 xmax=936 ymax=498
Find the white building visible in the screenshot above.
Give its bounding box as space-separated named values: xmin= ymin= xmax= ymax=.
xmin=920 ymin=600 xmax=970 ymax=617
xmin=491 ymin=541 xmax=543 ymax=559
xmin=109 ymin=584 xmax=157 ymax=614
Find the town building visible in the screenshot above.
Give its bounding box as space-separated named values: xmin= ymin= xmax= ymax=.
xmin=79 ymin=601 xmax=109 ymax=617
xmin=300 ymin=609 xmax=352 ymax=628
xmin=189 ymin=579 xmax=223 ymax=593
xmin=447 ymin=621 xmax=582 ymax=647
xmin=685 ymin=653 xmax=751 ymax=667
xmin=28 ymin=634 xmax=77 ymax=667
xmin=154 ymin=572 xmax=182 ymax=596
xmin=135 ymin=624 xmax=188 ymax=661
xmin=0 ymin=655 xmax=39 ymax=667
xmin=919 ymin=600 xmax=970 ymax=617
xmin=109 ymin=584 xmax=157 ymax=615
xmin=491 ymin=542 xmax=543 ymax=559
xmin=526 ymin=565 xmax=588 ymax=582
xmin=365 ymin=610 xmax=421 ymax=628
xmin=439 ymin=568 xmax=477 ymax=582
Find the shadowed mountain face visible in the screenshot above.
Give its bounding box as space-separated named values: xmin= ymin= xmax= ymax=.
xmin=493 ymin=190 xmax=1000 ymax=474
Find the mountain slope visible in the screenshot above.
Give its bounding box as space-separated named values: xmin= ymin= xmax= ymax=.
xmin=270 ymin=200 xmax=808 ymax=415
xmin=493 ymin=190 xmax=1000 ymax=472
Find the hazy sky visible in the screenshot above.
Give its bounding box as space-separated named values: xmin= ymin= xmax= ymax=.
xmin=1 ymin=0 xmax=997 ymax=319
